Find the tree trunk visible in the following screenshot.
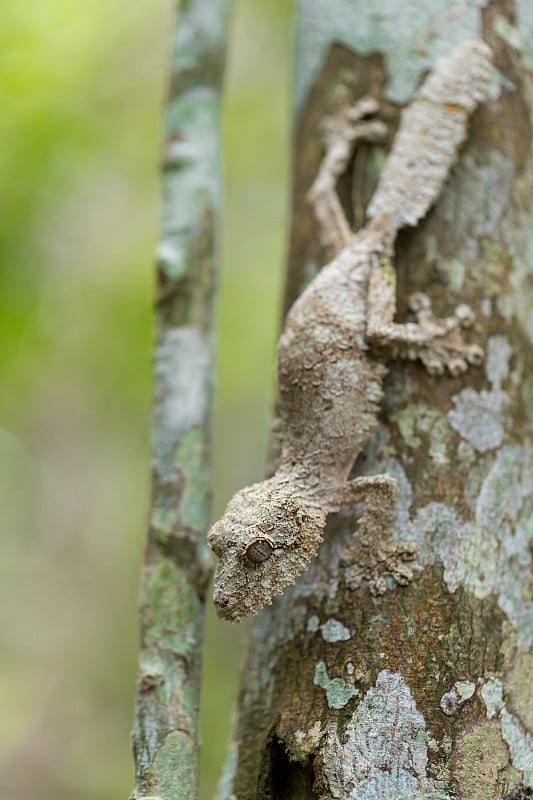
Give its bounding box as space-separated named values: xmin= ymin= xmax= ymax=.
xmin=130 ymin=2 xmax=229 ymax=798
xmin=218 ymin=2 xmax=533 ymax=798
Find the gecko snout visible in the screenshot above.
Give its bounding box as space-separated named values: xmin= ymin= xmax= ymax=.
xmin=213 ymin=591 xmax=229 ymax=609
xmin=213 ymin=587 xmax=240 ymax=621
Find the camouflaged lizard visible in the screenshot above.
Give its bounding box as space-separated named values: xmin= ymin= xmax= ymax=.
xmin=209 ymin=40 xmax=493 ymax=622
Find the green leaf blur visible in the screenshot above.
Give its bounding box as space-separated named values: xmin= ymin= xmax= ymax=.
xmin=0 ymin=1 xmax=290 ymax=798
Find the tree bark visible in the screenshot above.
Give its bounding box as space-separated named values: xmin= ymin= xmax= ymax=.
xmin=130 ymin=2 xmax=230 ymax=798
xmin=218 ymin=2 xmax=533 ymax=798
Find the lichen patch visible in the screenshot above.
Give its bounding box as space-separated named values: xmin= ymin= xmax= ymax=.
xmin=321 ymin=670 xmax=450 ymax=799
xmin=314 ymin=660 xmax=358 ymax=709
xmin=320 ymin=618 xmax=352 ymax=642
xmin=451 ymin=720 xmax=516 ymax=800
xmin=296 ymin=0 xmax=488 ymax=107
xmin=448 ymin=387 xmax=509 ymax=452
xmin=482 ymin=679 xmax=533 ymax=787
xmin=397 ymin=442 xmax=533 ymax=647
xmin=153 ymin=328 xmax=210 ymax=480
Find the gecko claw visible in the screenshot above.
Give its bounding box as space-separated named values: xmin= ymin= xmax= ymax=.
xmin=408 ymin=292 xmax=432 ymax=313
xmin=466 ymin=343 xmax=484 ymax=365
xmin=455 ymin=303 xmax=476 ymax=328
xmin=448 ymin=357 xmax=468 ymax=376
xmin=424 ymin=357 xmax=446 ymax=376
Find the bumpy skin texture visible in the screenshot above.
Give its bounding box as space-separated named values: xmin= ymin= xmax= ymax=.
xmin=209 ymin=41 xmax=493 ymax=622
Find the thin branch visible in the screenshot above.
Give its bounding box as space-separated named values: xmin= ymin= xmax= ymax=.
xmin=130 ymin=2 xmax=230 ymax=799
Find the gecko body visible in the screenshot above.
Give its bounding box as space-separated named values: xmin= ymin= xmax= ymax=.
xmin=209 ymin=41 xmax=493 ymax=621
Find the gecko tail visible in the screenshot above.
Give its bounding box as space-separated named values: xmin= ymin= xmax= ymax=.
xmin=367 ymin=39 xmax=493 ymax=233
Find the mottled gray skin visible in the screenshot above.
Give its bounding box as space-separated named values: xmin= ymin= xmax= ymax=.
xmin=209 ymin=40 xmax=493 ymax=622
xmin=277 ymin=231 xmax=387 ymax=487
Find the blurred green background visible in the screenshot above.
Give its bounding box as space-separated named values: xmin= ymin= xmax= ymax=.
xmin=0 ymin=1 xmax=291 ymax=798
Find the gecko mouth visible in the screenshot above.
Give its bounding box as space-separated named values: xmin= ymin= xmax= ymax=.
xmin=213 ymin=591 xmax=248 ymax=622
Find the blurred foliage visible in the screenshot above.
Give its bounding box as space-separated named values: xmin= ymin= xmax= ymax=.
xmin=0 ymin=1 xmax=291 ymax=798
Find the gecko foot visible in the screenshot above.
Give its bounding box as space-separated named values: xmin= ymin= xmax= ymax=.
xmin=333 ymin=475 xmax=418 ymax=595
xmin=377 ymin=292 xmax=484 ymax=376
xmin=341 ymin=537 xmax=418 ymax=596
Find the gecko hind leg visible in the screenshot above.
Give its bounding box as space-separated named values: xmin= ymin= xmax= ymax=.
xmin=307 ymin=97 xmax=387 ymax=253
xmin=332 ymin=475 xmax=417 ymax=596
xmin=366 ymin=262 xmax=484 ymax=376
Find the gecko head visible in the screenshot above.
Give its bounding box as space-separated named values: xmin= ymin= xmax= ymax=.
xmin=208 ymin=478 xmax=326 ymax=622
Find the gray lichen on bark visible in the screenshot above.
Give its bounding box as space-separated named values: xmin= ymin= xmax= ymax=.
xmin=320 ymin=670 xmax=451 ymax=799
xmin=217 ymin=1 xmax=533 ymax=798
xmin=130 ymin=1 xmax=230 ymax=798
xmin=295 ymin=0 xmax=488 ymax=108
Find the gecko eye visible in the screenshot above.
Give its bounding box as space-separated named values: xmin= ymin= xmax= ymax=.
xmin=245 ymin=538 xmax=274 ymax=564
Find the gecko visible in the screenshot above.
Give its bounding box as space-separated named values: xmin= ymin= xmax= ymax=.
xmin=208 ymin=40 xmax=493 ymax=622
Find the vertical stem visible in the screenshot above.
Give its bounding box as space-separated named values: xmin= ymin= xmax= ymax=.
xmin=130 ymin=2 xmax=230 ymax=799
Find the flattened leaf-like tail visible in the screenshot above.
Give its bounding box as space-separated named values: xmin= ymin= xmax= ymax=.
xmin=367 ymin=39 xmax=493 ymax=233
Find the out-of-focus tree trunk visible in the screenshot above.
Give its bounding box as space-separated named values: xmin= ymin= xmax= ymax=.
xmin=130 ymin=2 xmax=230 ymax=799
xmin=218 ymin=2 xmax=533 ymax=798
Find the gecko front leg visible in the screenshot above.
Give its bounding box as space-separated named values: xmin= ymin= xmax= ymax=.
xmin=366 ymin=259 xmax=484 ymax=376
xmin=332 ymin=476 xmax=417 ymax=595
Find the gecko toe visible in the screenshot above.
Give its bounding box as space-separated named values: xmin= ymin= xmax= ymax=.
xmin=408 ymin=292 xmax=432 ymax=313
xmin=448 ymin=357 xmax=468 ymax=376
xmin=455 ymin=303 xmax=476 ymax=328
xmin=424 ymin=357 xmax=445 ymax=376
xmin=466 ymin=344 xmax=484 ymax=365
